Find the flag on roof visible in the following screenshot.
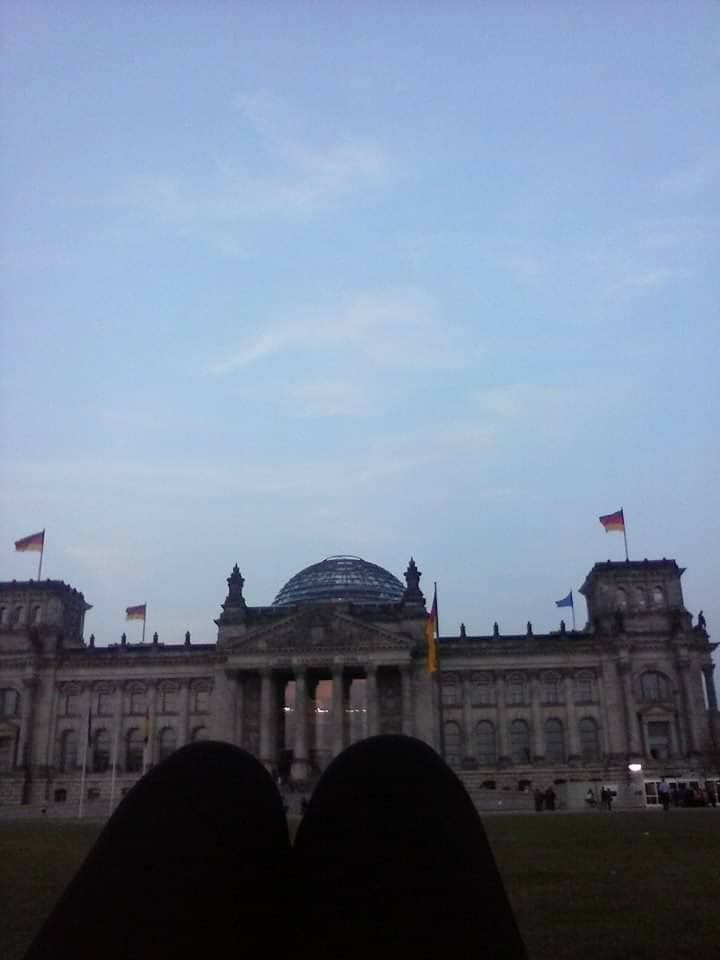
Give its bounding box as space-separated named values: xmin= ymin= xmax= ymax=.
xmin=555 ymin=591 xmax=574 ymax=609
xmin=15 ymin=531 xmax=44 ymax=552
xmin=126 ymin=604 xmax=147 ymax=621
xmin=599 ymin=509 xmax=625 ymax=532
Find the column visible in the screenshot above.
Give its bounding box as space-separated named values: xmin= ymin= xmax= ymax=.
xmin=291 ymin=668 xmax=310 ymax=781
xmin=679 ymin=662 xmax=697 ymax=754
xmin=366 ymin=665 xmax=379 ymax=738
xmin=564 ymin=673 xmax=580 ymax=762
xmin=178 ymin=679 xmax=190 ymax=747
xmin=259 ymin=668 xmax=274 ymax=771
xmin=17 ymin=676 xmax=38 ymax=769
xmin=147 ymin=681 xmax=157 ymax=766
xmin=462 ymin=673 xmax=474 ymax=763
xmin=596 ymin=663 xmax=612 ymax=758
xmin=111 ymin=683 xmax=123 ymax=772
xmin=495 ymin=673 xmax=509 ymax=764
xmin=234 ymin=672 xmax=245 ymax=748
xmin=530 ymin=673 xmax=544 ymax=761
xmin=331 ymin=664 xmax=345 ymax=757
xmin=401 ymin=664 xmax=414 ymax=737
xmin=703 ymin=663 xmax=718 ymax=711
xmin=618 ymin=661 xmax=642 ymax=756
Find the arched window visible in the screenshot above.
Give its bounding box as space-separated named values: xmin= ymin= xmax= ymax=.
xmin=510 ymin=719 xmax=530 ymax=764
xmin=125 ymin=728 xmax=144 ymax=772
xmin=443 ymin=721 xmax=462 ymax=767
xmin=14 ymin=606 xmax=25 ymax=625
xmin=92 ymin=729 xmax=111 ymax=772
xmin=472 ymin=673 xmax=494 ymax=706
xmin=640 ymin=671 xmax=672 ymax=702
xmin=544 ymin=718 xmax=565 ymax=763
xmin=32 ymin=605 xmax=42 ymax=624
xmin=440 ymin=673 xmax=459 ymax=707
xmin=0 ymin=607 xmax=7 ymax=626
xmin=647 ymin=721 xmax=671 ymax=761
xmin=158 ymin=726 xmax=177 ymax=762
xmin=575 ymin=672 xmax=594 ymax=704
xmin=0 ymin=688 xmax=19 ymax=717
xmin=159 ymin=682 xmax=179 ymax=714
xmin=542 ymin=673 xmax=562 ymax=705
xmin=634 ymin=588 xmax=647 ymax=610
xmin=579 ymin=717 xmax=600 ymax=762
xmin=191 ymin=725 xmax=208 ymax=743
xmin=506 ymin=674 xmax=525 ymax=706
xmin=127 ymin=683 xmax=147 ymax=715
xmin=475 ymin=720 xmax=497 ymax=766
xmin=191 ymin=681 xmax=210 ymax=714
xmin=651 ymin=585 xmax=665 ymax=606
xmin=58 ymin=730 xmax=78 ymax=772
xmin=616 ymin=588 xmax=628 ymax=611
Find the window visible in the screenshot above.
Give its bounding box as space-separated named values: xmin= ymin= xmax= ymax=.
xmin=58 ymin=730 xmax=78 ymax=772
xmin=440 ymin=673 xmax=459 ymax=707
xmin=472 ymin=673 xmax=494 ymax=706
xmin=191 ymin=682 xmax=210 ymax=714
xmin=0 ymin=607 xmax=7 ymax=626
xmin=579 ymin=717 xmax=600 ymax=762
xmin=575 ymin=672 xmax=594 ymax=704
xmin=127 ymin=683 xmax=147 ymax=715
xmin=191 ymin=725 xmax=208 ymax=743
xmin=640 ymin=671 xmax=672 ymax=702
xmin=97 ymin=688 xmax=114 ymax=716
xmin=92 ymin=729 xmax=111 ymax=773
xmin=32 ymin=605 xmax=42 ymax=624
xmin=545 ymin=718 xmax=566 ymax=763
xmin=0 ymin=688 xmax=19 ymax=717
xmin=616 ymin=588 xmax=628 ymax=610
xmin=126 ymin=729 xmax=144 ymax=773
xmin=652 ymin=585 xmax=665 ymax=606
xmin=634 ymin=588 xmax=647 ymax=609
xmin=60 ymin=685 xmax=81 ymax=716
xmin=159 ymin=683 xmax=179 ymax=714
xmin=647 ymin=721 xmax=671 ymax=761
xmin=54 ymin=788 xmax=67 ymax=803
xmin=510 ymin=720 xmax=530 ymax=764
xmin=0 ymin=736 xmax=15 ymax=771
xmin=506 ymin=674 xmax=525 ymax=706
xmin=443 ymin=721 xmax=462 ymax=767
xmin=158 ymin=726 xmax=177 ymax=762
xmin=14 ymin=606 xmax=25 ymax=625
xmin=542 ymin=673 xmax=562 ymax=705
xmin=475 ymin=720 xmax=497 ymax=765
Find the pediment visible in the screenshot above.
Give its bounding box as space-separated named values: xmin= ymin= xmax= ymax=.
xmin=228 ymin=609 xmax=413 ymax=659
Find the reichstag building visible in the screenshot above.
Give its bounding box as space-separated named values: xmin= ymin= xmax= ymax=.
xmin=0 ymin=554 xmax=717 ymax=813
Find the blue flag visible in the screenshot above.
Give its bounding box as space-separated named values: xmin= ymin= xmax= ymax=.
xmin=555 ymin=590 xmax=573 ymax=608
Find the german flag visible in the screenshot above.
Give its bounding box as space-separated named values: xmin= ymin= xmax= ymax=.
xmin=15 ymin=531 xmax=44 ymax=552
xmin=599 ymin=509 xmax=625 ymax=533
xmin=126 ymin=604 xmax=146 ymax=621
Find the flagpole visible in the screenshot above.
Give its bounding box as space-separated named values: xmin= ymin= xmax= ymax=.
xmin=571 ymin=595 xmax=576 ymax=631
xmin=434 ymin=581 xmax=446 ymax=761
xmin=38 ymin=530 xmax=45 ymax=580
xmin=622 ymin=508 xmax=629 ymax=561
xmin=142 ymin=604 xmax=147 ymax=644
xmin=109 ymin=717 xmax=121 ymax=817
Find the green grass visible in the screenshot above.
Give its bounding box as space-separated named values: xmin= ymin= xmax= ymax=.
xmin=2 ymin=812 xmax=719 ymax=959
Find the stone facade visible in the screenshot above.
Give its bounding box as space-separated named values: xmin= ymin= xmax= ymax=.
xmin=0 ymin=557 xmax=717 ymax=814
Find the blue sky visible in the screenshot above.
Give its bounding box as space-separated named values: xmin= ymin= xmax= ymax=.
xmin=2 ymin=2 xmax=718 ymax=651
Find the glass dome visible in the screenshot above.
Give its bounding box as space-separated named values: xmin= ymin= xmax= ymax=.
xmin=272 ymin=556 xmax=405 ymax=606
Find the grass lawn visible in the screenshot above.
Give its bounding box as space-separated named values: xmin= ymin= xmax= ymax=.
xmin=1 ymin=811 xmax=719 ymax=959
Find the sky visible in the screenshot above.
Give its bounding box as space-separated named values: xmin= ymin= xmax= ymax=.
xmin=1 ymin=2 xmax=719 ymax=652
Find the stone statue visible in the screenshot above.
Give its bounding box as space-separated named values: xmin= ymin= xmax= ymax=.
xmin=698 ymin=610 xmax=707 ymax=631
xmin=460 ymin=622 xmax=467 ymax=639
xmin=493 ymin=621 xmax=500 ymax=637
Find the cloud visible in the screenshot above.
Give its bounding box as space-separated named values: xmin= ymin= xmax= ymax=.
xmin=283 ymin=380 xmax=378 ymax=417
xmin=115 ymin=92 xmax=390 ymax=231
xmin=202 ymin=288 xmax=469 ymax=376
